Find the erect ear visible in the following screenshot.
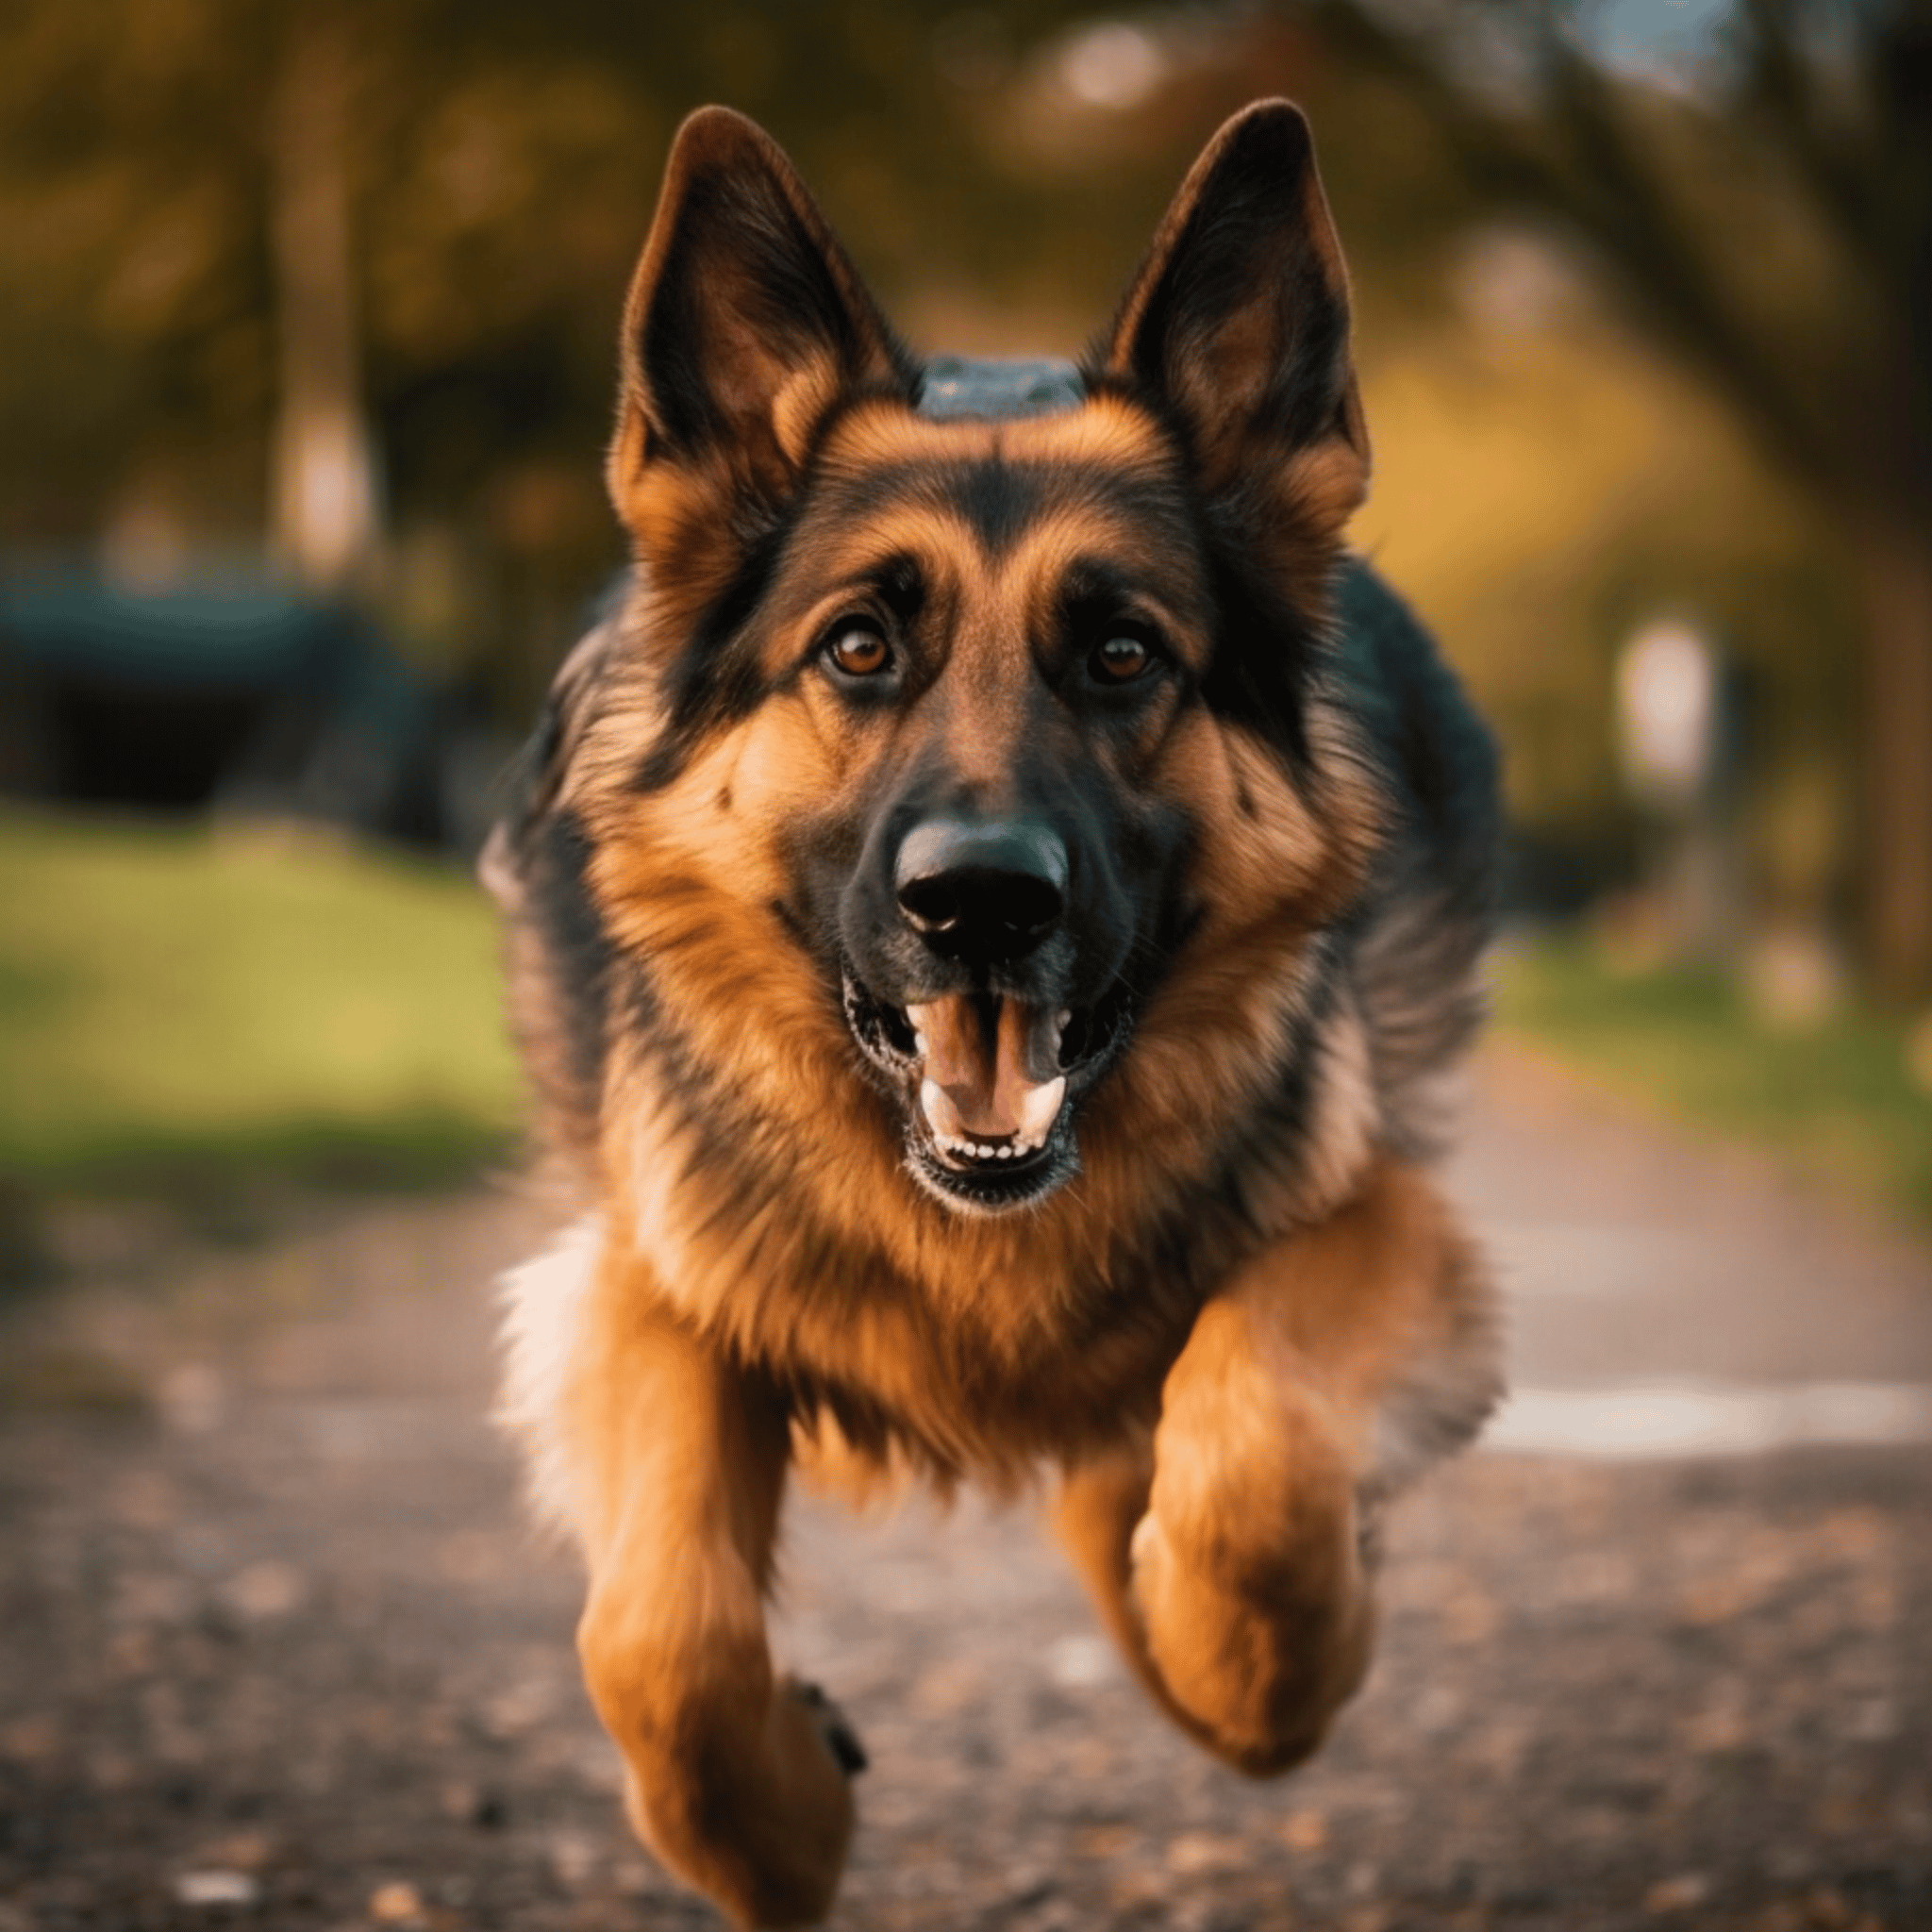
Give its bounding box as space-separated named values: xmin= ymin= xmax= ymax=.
xmin=607 ymin=108 xmax=912 ymax=596
xmin=1096 ymin=100 xmax=1369 ymax=548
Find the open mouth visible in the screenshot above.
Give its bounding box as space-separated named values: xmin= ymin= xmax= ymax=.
xmin=842 ymin=973 xmax=1130 ymax=1208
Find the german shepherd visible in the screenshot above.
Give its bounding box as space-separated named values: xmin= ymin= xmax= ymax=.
xmin=487 ymin=99 xmax=1502 ymax=1928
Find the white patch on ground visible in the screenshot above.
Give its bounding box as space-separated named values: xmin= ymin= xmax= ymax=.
xmin=1484 ymin=1380 xmax=1932 ymax=1459
xmin=1046 ymin=1633 xmax=1120 ymax=1689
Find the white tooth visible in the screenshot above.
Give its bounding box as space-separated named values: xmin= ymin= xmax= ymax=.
xmin=996 ymin=1145 xmax=1012 ymax=1160
xmin=921 ymin=1078 xmax=966 ymax=1143
xmin=1018 ymin=1074 xmax=1066 ymax=1143
xmin=913 ymin=1032 xmax=928 ymax=1055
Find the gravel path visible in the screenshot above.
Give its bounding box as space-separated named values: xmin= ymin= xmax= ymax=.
xmin=3 ymin=1050 xmax=1929 ymax=1932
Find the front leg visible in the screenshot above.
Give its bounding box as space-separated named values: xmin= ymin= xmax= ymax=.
xmin=1058 ymin=1159 xmax=1498 ymax=1774
xmin=569 ymin=1261 xmax=859 ymax=1927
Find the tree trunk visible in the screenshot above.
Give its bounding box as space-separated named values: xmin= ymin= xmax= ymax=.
xmin=268 ymin=15 xmax=377 ymax=592
xmin=1854 ymin=531 xmax=1932 ymax=1002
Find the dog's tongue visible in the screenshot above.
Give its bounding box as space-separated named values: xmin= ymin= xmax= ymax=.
xmin=907 ymin=995 xmax=1065 ymax=1142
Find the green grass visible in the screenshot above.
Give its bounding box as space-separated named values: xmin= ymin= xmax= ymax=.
xmin=1494 ymin=932 xmax=1932 ymax=1226
xmin=7 ymin=808 xmax=1926 ymax=1231
xmin=0 ymin=808 xmax=522 ymax=1194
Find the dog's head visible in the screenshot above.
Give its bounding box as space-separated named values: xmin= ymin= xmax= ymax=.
xmin=542 ymin=103 xmax=1378 ymax=1219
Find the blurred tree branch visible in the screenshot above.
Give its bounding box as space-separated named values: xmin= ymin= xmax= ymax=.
xmin=0 ymin=0 xmax=1101 ymax=707
xmin=1308 ymin=0 xmax=1932 ymax=996
xmin=269 ymin=8 xmax=376 ymax=591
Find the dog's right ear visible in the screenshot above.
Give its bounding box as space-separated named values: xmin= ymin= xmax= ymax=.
xmin=608 ymin=108 xmax=912 ymax=605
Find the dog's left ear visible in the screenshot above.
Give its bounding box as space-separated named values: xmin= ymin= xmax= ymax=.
xmin=608 ymin=108 xmax=912 ymax=595
xmin=1096 ymin=100 xmax=1369 ymax=546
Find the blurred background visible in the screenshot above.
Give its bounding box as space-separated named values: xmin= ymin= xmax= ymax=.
xmin=3 ymin=8 xmax=1931 ymax=1926
xmin=1 ymin=0 xmax=1929 ymax=1235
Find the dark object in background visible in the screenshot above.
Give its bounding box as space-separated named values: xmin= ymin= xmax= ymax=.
xmin=0 ymin=575 xmax=446 ymax=843
xmin=1499 ymin=826 xmax=1635 ymax=924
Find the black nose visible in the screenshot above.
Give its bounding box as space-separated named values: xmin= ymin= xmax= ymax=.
xmin=894 ymin=818 xmax=1068 ymax=962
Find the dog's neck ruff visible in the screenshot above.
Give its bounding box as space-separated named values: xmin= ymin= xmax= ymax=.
xmin=915 ymin=355 xmax=1086 ymax=422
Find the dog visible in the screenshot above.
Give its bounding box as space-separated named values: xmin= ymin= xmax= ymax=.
xmin=485 ymin=98 xmax=1504 ymax=1928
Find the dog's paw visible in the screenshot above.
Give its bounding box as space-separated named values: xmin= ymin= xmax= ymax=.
xmin=784 ymin=1675 xmax=868 ymax=1775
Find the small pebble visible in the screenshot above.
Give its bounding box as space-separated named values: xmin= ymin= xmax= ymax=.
xmin=174 ymin=1871 xmax=260 ymax=1908
xmin=1645 ymin=1873 xmax=1713 ymax=1914
xmin=1281 ymin=1807 xmax=1328 ymax=1852
xmin=158 ymin=1364 xmax=225 ymax=1435
xmin=368 ymin=1879 xmax=425 ymax=1924
xmin=0 ymin=1714 xmax=59 ymax=1762
xmin=1046 ymin=1633 xmax=1116 ymax=1689
xmin=1165 ymin=1832 xmax=1244 ymax=1875
xmin=221 ymin=1560 xmax=306 ymax=1621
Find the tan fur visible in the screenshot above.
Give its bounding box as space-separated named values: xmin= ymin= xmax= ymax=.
xmin=568 ymin=1256 xmax=854 ymax=1927
xmin=493 ymin=100 xmax=1501 ymax=1928
xmin=1050 ymin=1159 xmax=1496 ymax=1772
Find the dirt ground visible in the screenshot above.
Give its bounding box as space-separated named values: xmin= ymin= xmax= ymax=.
xmin=2 ymin=1056 xmax=1929 ymax=1932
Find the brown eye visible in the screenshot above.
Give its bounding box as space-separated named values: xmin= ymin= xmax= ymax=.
xmin=826 ymin=624 xmax=891 ymax=677
xmin=1092 ymin=635 xmax=1151 ymax=682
